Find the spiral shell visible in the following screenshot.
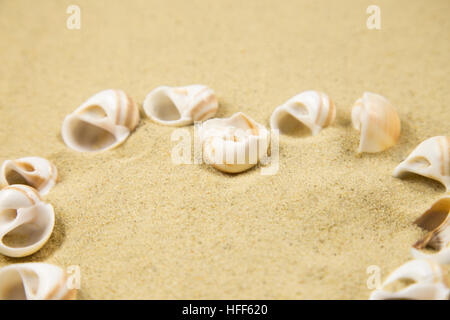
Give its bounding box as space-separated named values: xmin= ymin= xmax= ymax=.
xmin=200 ymin=112 xmax=269 ymax=173
xmin=393 ymin=136 xmax=450 ymax=191
xmin=370 ymin=259 xmax=449 ymax=300
xmin=0 ymin=185 xmax=54 ymax=257
xmin=62 ymin=89 xmax=140 ymax=152
xmin=270 ymin=90 xmax=335 ymax=135
xmin=351 ymin=92 xmax=401 ymax=153
xmin=143 ymin=84 xmax=218 ymax=126
xmin=0 ymin=157 xmax=57 ymax=196
xmin=0 ymin=263 xmax=76 ymax=300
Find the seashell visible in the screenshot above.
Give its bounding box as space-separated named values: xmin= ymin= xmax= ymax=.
xmin=200 ymin=112 xmax=269 ymax=173
xmin=0 ymin=157 xmax=57 ymax=195
xmin=0 ymin=185 xmax=54 ymax=257
xmin=370 ymin=259 xmax=449 ymax=300
xmin=413 ymin=195 xmax=450 ymax=250
xmin=0 ymin=263 xmax=76 ymax=300
xmin=62 ymin=89 xmax=140 ymax=152
xmin=393 ymin=136 xmax=450 ymax=191
xmin=410 ymin=195 xmax=450 ymax=265
xmin=351 ymin=92 xmax=401 ymax=153
xmin=270 ymin=90 xmax=335 ymax=135
xmin=143 ymin=84 xmax=218 ymax=126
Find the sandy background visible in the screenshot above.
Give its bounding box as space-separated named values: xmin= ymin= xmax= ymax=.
xmin=0 ymin=0 xmax=449 ymax=299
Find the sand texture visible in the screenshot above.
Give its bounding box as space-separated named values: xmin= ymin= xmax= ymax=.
xmin=0 ymin=0 xmax=449 ymax=299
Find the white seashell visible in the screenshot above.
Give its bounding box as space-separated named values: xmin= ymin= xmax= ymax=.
xmin=143 ymin=84 xmax=218 ymax=126
xmin=370 ymin=259 xmax=449 ymax=300
xmin=393 ymin=136 xmax=450 ymax=191
xmin=270 ymin=90 xmax=335 ymax=135
xmin=62 ymin=89 xmax=140 ymax=152
xmin=0 ymin=157 xmax=57 ymax=196
xmin=0 ymin=185 xmax=54 ymax=257
xmin=200 ymin=112 xmax=269 ymax=173
xmin=0 ymin=263 xmax=76 ymax=300
xmin=351 ymin=92 xmax=401 ymax=153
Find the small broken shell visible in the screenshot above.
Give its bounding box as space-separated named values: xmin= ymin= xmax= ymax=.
xmin=143 ymin=84 xmax=218 ymax=126
xmin=393 ymin=136 xmax=450 ymax=191
xmin=370 ymin=259 xmax=449 ymax=300
xmin=0 ymin=157 xmax=57 ymax=195
xmin=413 ymin=195 xmax=450 ymax=250
xmin=62 ymin=89 xmax=140 ymax=152
xmin=351 ymin=92 xmax=401 ymax=153
xmin=270 ymin=90 xmax=335 ymax=135
xmin=410 ymin=195 xmax=450 ymax=265
xmin=200 ymin=112 xmax=269 ymax=173
xmin=0 ymin=263 xmax=76 ymax=300
xmin=0 ymin=185 xmax=55 ymax=257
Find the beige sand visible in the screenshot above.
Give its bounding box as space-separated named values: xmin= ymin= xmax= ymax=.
xmin=0 ymin=0 xmax=448 ymax=299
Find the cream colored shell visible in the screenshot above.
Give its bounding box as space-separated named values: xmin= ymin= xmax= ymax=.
xmin=0 ymin=263 xmax=76 ymax=300
xmin=410 ymin=195 xmax=450 ymax=265
xmin=393 ymin=136 xmax=450 ymax=191
xmin=370 ymin=259 xmax=449 ymax=300
xmin=62 ymin=89 xmax=140 ymax=152
xmin=270 ymin=90 xmax=335 ymax=135
xmin=0 ymin=157 xmax=57 ymax=195
xmin=351 ymin=92 xmax=401 ymax=153
xmin=0 ymin=185 xmax=55 ymax=257
xmin=200 ymin=112 xmax=269 ymax=173
xmin=143 ymin=84 xmax=218 ymax=126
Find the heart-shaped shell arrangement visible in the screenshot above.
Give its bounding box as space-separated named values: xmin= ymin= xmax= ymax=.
xmin=351 ymin=92 xmax=401 ymax=153
xmin=143 ymin=85 xmax=218 ymax=126
xmin=1 ymin=79 xmax=444 ymax=300
xmin=0 ymin=185 xmax=55 ymax=257
xmin=394 ymin=136 xmax=450 ymax=192
xmin=0 ymin=263 xmax=76 ymax=300
xmin=62 ymin=89 xmax=140 ymax=152
xmin=0 ymin=157 xmax=57 ymax=196
xmin=200 ymin=112 xmax=269 ymax=173
xmin=270 ymin=90 xmax=336 ymax=136
xmin=370 ymin=259 xmax=449 ymax=300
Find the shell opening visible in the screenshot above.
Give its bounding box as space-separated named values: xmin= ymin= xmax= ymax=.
xmin=383 ymin=278 xmax=417 ymax=293
xmin=147 ymin=90 xmax=181 ymax=122
xmin=415 ymin=204 xmax=449 ymax=232
xmin=15 ymin=162 xmax=35 ymax=172
xmin=1 ymin=207 xmax=51 ymax=250
xmin=0 ymin=271 xmax=28 ymax=300
xmin=2 ymin=222 xmax=47 ymax=249
xmin=275 ymin=111 xmax=310 ymax=136
xmin=4 ymin=170 xmax=29 ymax=187
xmin=404 ymin=156 xmax=432 ymax=173
xmin=65 ymin=117 xmax=117 ymax=151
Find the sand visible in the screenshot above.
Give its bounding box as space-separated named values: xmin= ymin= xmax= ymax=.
xmin=0 ymin=0 xmax=449 ymax=299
